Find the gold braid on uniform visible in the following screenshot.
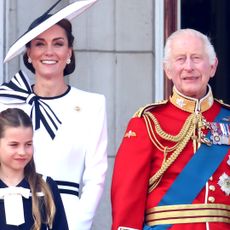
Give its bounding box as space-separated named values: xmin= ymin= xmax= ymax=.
xmin=143 ymin=111 xmax=211 ymax=193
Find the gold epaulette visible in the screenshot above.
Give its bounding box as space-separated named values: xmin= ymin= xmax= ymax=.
xmin=133 ymin=100 xmax=168 ymax=118
xmin=215 ymin=98 xmax=230 ymax=109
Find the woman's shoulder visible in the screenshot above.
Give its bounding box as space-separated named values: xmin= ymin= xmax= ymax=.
xmin=70 ymin=87 xmax=106 ymax=104
xmin=70 ymin=86 xmax=104 ymax=97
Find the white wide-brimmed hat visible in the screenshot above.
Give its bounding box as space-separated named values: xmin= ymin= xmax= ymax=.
xmin=4 ymin=0 xmax=97 ymax=63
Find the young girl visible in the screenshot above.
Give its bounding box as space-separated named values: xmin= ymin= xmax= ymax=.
xmin=0 ymin=108 xmax=68 ymax=230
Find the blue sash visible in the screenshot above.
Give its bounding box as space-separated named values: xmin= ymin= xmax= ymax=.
xmin=144 ymin=107 xmax=230 ymax=230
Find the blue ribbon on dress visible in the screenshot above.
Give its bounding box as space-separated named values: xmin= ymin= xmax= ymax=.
xmin=0 ymin=70 xmax=61 ymax=139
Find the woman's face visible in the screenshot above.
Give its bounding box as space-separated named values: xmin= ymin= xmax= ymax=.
xmin=0 ymin=126 xmax=33 ymax=177
xmin=27 ymin=24 xmax=72 ymax=78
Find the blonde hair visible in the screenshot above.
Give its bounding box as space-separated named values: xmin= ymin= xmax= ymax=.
xmin=28 ymin=173 xmax=56 ymax=229
xmin=0 ymin=108 xmax=56 ymax=229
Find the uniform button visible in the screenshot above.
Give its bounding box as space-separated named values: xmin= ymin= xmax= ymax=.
xmin=208 ymin=196 xmax=215 ymax=203
xmin=209 ymin=185 xmax=215 ymax=191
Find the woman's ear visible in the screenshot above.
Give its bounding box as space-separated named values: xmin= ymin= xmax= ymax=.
xmin=27 ymin=48 xmax=31 ymax=58
xmin=68 ymin=48 xmax=72 ymax=59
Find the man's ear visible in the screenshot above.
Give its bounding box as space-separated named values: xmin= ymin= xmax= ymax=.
xmin=164 ymin=64 xmax=172 ymax=80
xmin=210 ymin=57 xmax=218 ymax=78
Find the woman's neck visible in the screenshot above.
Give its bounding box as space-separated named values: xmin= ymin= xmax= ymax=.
xmin=33 ymin=77 xmax=68 ymax=97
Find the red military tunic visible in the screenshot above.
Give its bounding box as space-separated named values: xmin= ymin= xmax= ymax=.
xmin=111 ymin=86 xmax=230 ymax=230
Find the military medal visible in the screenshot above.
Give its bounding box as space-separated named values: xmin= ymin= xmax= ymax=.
xmin=218 ymin=173 xmax=230 ymax=196
xmin=210 ymin=122 xmax=230 ymax=145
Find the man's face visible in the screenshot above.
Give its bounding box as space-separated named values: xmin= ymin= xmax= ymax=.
xmin=164 ymin=34 xmax=218 ymax=99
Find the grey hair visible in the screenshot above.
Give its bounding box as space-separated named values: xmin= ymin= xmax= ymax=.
xmin=163 ymin=28 xmax=216 ymax=68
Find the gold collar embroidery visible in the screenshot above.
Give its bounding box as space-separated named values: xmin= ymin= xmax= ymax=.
xmin=170 ymin=85 xmax=214 ymax=113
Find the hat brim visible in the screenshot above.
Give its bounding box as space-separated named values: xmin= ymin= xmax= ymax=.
xmin=4 ymin=0 xmax=97 ymax=63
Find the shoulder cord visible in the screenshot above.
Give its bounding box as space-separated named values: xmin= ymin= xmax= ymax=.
xmin=143 ymin=112 xmax=198 ymax=193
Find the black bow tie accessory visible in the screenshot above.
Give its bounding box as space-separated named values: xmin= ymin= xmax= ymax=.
xmin=0 ymin=70 xmax=61 ymax=139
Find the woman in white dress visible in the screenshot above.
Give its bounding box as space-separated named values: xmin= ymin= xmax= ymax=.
xmin=0 ymin=1 xmax=108 ymax=229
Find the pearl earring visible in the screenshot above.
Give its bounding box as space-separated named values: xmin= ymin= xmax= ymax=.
xmin=66 ymin=58 xmax=71 ymax=64
xmin=28 ymin=57 xmax=32 ymax=63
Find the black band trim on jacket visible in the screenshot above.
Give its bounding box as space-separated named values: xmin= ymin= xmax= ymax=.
xmin=55 ymin=180 xmax=79 ymax=197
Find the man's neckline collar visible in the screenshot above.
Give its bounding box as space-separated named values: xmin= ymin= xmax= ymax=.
xmin=170 ymin=85 xmax=214 ymax=113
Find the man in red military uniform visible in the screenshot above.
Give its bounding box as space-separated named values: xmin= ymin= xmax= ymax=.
xmin=111 ymin=28 xmax=230 ymax=230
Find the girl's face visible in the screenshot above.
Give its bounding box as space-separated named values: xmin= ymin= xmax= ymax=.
xmin=0 ymin=126 xmax=33 ymax=177
xmin=27 ymin=24 xmax=72 ymax=78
